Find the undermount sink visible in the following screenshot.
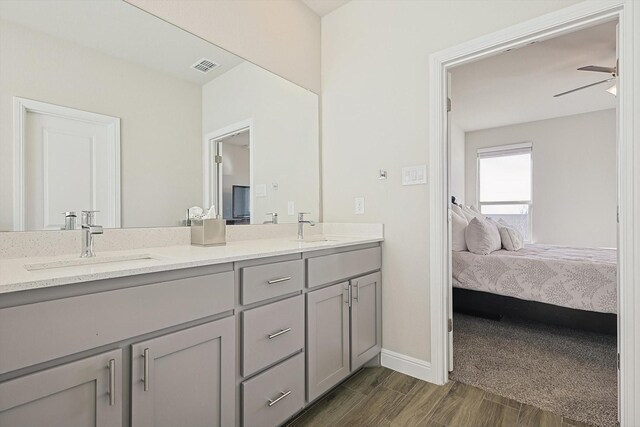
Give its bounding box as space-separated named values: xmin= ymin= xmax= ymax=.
xmin=293 ymin=236 xmax=336 ymax=243
xmin=24 ymin=254 xmax=159 ymax=271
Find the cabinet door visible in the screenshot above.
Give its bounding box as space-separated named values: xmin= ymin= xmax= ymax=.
xmin=0 ymin=349 xmax=122 ymax=427
xmin=351 ymin=271 xmax=382 ymax=370
xmin=131 ymin=317 xmax=235 ymax=427
xmin=306 ymin=282 xmax=350 ymax=402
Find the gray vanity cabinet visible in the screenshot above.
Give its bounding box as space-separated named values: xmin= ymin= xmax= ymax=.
xmin=306 ymin=267 xmax=382 ymax=402
xmin=350 ymin=271 xmax=382 ymax=370
xmin=131 ymin=317 xmax=235 ymax=427
xmin=306 ymin=281 xmax=351 ymax=402
xmin=0 ymin=349 xmax=123 ymax=427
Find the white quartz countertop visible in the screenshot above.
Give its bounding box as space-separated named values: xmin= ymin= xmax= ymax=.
xmin=0 ymin=235 xmax=383 ymax=295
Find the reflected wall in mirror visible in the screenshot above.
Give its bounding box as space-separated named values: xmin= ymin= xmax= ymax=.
xmin=0 ymin=0 xmax=319 ymax=231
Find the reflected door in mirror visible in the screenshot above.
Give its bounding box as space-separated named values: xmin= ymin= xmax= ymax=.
xmin=18 ymin=100 xmax=121 ymax=231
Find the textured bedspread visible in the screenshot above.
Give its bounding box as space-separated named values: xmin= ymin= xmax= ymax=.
xmin=452 ymin=244 xmax=617 ymax=314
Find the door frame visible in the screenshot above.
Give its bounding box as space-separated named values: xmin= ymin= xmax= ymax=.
xmin=12 ymin=97 xmax=121 ymax=231
xmin=202 ymin=119 xmax=254 ymax=222
xmin=428 ymin=1 xmax=639 ymax=424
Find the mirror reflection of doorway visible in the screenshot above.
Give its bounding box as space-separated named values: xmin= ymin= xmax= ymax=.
xmin=213 ymin=129 xmax=251 ymax=225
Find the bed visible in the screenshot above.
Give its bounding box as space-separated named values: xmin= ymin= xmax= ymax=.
xmin=452 ymin=243 xmax=617 ymax=333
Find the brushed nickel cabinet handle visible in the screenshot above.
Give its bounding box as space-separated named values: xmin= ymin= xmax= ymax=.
xmin=108 ymin=359 xmax=116 ymax=406
xmin=354 ymin=281 xmax=360 ymax=302
xmin=267 ymin=277 xmax=292 ymax=285
xmin=268 ymin=390 xmax=292 ymax=407
xmin=143 ymin=348 xmax=150 ymax=392
xmin=344 ymin=285 xmax=350 ymax=305
xmin=268 ymin=328 xmax=292 ymax=339
xmin=348 ymin=284 xmax=352 ymax=307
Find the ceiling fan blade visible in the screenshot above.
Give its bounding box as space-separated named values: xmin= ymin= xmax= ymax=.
xmin=553 ymin=78 xmax=615 ymax=98
xmin=578 ymin=65 xmax=616 ymax=74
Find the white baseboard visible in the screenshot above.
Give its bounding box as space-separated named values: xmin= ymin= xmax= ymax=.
xmin=380 ymin=348 xmax=437 ymax=384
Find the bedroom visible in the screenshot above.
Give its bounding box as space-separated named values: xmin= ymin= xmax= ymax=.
xmin=448 ymin=20 xmax=618 ymax=427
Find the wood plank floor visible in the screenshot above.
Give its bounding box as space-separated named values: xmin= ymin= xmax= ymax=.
xmin=286 ymin=367 xmax=594 ymax=427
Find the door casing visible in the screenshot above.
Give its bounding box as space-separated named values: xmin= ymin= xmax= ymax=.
xmin=429 ymin=1 xmax=639 ymax=425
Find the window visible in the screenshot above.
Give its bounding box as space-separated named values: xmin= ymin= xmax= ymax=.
xmin=477 ymin=143 xmax=532 ymax=241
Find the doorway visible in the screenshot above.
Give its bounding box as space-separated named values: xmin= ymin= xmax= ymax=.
xmin=13 ymin=97 xmax=121 ymax=230
xmin=427 ymin=2 xmax=639 ymax=425
xmin=203 ymin=120 xmax=253 ymax=224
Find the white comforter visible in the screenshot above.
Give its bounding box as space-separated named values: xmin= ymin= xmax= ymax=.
xmin=452 ymin=244 xmax=617 ymax=314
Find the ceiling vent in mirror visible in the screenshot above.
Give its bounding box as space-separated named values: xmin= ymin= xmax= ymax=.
xmin=191 ymin=58 xmax=219 ymax=73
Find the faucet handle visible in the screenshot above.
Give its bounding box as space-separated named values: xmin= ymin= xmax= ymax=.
xmin=81 ymin=210 xmax=100 ymax=226
xmin=297 ymin=212 xmax=311 ymax=220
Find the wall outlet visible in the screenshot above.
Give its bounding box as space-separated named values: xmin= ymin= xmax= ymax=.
xmin=355 ymin=197 xmax=365 ymax=214
xmin=288 ymin=201 xmax=295 ymax=215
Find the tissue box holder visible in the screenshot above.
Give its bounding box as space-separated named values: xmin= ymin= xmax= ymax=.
xmin=191 ymin=218 xmax=226 ymax=246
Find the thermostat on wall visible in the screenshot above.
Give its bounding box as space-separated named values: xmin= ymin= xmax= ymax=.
xmin=402 ymin=165 xmax=427 ymax=185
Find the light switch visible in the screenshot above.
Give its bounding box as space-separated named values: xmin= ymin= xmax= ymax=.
xmin=255 ymin=184 xmax=267 ymax=197
xmin=355 ymin=197 xmax=365 ymax=214
xmin=402 ymin=165 xmax=427 ymax=186
xmin=288 ymin=201 xmax=295 ymax=215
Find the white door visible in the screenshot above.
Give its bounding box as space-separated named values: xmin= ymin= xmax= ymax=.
xmin=615 ymin=23 xmax=621 ymax=425
xmin=24 ymin=110 xmax=117 ymax=230
xmin=447 ymin=71 xmax=454 ymax=373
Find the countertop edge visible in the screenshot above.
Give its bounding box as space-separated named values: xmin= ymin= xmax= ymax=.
xmin=0 ymin=237 xmax=383 ymax=295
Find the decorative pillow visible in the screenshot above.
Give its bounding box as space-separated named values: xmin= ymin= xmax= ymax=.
xmin=451 ymin=204 xmax=465 ymax=219
xmin=460 ymin=205 xmax=482 ymax=222
xmin=465 ymin=217 xmax=502 ymax=255
xmin=469 ymin=205 xmax=481 ymax=214
xmin=498 ymin=218 xmax=513 ymax=228
xmin=451 ymin=209 xmax=468 ymax=252
xmin=496 ymin=219 xmax=524 ymax=251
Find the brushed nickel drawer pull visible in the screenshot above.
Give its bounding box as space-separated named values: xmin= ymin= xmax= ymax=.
xmin=268 ymin=390 xmax=292 ymax=407
xmin=268 ymin=328 xmax=292 ymax=339
xmin=143 ymin=348 xmax=150 ymax=392
xmin=108 ymin=359 xmax=116 ymax=406
xmin=267 ymin=277 xmax=292 ymax=285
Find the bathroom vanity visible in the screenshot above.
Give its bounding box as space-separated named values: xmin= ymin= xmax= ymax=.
xmin=0 ymin=230 xmax=382 ymax=427
xmin=0 ymin=1 xmax=375 ymax=425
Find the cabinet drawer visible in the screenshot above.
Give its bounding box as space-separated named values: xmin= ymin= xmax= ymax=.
xmin=242 ymin=352 xmax=304 ymax=427
xmin=241 ymin=259 xmax=304 ymax=305
xmin=242 ymin=295 xmax=304 ymax=377
xmin=307 ymin=246 xmax=381 ymax=288
xmin=0 ymin=271 xmax=234 ymax=374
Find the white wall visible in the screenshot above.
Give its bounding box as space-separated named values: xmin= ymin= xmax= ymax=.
xmin=450 ymin=119 xmax=465 ymax=204
xmin=321 ymin=0 xmax=582 ymax=362
xmin=203 ymin=62 xmax=320 ymax=224
xmin=0 ymin=19 xmax=202 ymax=231
xmin=465 ymin=109 xmax=616 ymax=248
xmin=125 ymin=0 xmax=321 ymax=93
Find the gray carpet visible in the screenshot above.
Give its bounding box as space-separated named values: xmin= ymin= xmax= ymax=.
xmin=450 ymin=314 xmax=617 ymax=427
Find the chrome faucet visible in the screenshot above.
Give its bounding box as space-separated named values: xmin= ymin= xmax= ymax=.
xmin=264 ymin=212 xmax=279 ymax=224
xmin=81 ymin=210 xmax=103 ymax=258
xmin=61 ymin=211 xmax=78 ymax=230
xmin=297 ymin=212 xmax=315 ymax=240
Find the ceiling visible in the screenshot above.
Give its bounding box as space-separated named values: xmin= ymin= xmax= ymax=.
xmin=0 ymin=0 xmax=244 ymax=86
xmin=221 ymin=130 xmax=250 ymax=148
xmin=451 ymin=21 xmax=617 ymax=132
xmin=301 ymin=0 xmax=351 ymax=16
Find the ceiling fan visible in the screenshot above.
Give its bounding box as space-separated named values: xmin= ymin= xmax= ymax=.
xmin=553 ymin=63 xmax=617 ymax=97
